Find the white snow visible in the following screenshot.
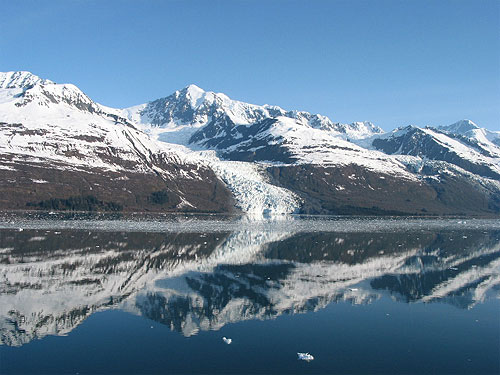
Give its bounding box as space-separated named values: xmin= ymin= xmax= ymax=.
xmin=364 ymin=124 xmax=500 ymax=180
xmin=0 ymin=71 xmax=53 ymax=89
xmin=185 ymin=84 xmax=206 ymax=108
xmin=261 ymin=117 xmax=418 ymax=179
xmin=440 ymin=120 xmax=500 ymax=156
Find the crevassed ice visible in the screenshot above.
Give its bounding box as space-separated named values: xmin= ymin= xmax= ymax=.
xmin=198 ymin=151 xmax=301 ymax=217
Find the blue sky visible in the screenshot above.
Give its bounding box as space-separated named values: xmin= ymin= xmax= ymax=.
xmin=1 ymin=0 xmax=499 ymax=131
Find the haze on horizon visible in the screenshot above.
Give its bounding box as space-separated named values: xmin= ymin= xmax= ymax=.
xmin=0 ymin=0 xmax=499 ymax=132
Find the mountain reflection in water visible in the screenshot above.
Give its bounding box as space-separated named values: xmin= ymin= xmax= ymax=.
xmin=1 ymin=226 xmax=499 ymax=346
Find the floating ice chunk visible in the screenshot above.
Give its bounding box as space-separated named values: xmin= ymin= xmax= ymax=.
xmin=297 ymin=352 xmax=314 ymax=361
xmin=222 ymin=337 xmax=232 ymax=344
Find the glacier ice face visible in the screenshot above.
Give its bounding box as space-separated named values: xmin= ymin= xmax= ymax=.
xmin=201 ymin=154 xmax=301 ymax=217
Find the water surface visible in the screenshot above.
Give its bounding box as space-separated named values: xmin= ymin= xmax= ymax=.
xmin=1 ymin=214 xmax=499 ymax=374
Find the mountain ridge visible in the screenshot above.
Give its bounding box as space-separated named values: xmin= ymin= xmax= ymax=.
xmin=0 ymin=70 xmax=499 ymax=217
xmin=124 ymin=82 xmax=385 ymax=144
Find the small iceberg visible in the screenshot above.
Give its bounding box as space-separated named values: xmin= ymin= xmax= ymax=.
xmin=297 ymin=352 xmax=314 ymax=361
xmin=222 ymin=337 xmax=232 ymax=344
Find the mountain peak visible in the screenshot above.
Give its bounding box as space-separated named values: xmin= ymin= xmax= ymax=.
xmin=178 ymin=84 xmax=207 ymax=108
xmin=0 ymin=71 xmax=53 ymax=89
xmin=184 ymin=83 xmax=204 ymax=93
xmin=440 ymin=119 xmax=480 ymax=134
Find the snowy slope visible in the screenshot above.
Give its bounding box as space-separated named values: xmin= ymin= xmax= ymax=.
xmin=0 ymin=72 xmax=193 ymax=173
xmin=122 ymin=84 xmax=384 ymax=145
xmin=369 ymin=125 xmax=500 ymax=180
xmin=0 ymin=71 xmax=53 ymax=89
xmin=217 ymin=115 xmax=417 ymax=178
xmin=439 ymin=119 xmax=500 ymax=154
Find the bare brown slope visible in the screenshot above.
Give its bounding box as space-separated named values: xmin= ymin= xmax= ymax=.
xmin=267 ymin=164 xmax=500 ymax=216
xmin=0 ymin=157 xmax=238 ymax=213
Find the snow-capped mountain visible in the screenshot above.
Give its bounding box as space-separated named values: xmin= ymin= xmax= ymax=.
xmin=123 ymin=84 xmax=384 ymax=143
xmin=119 ymin=81 xmax=500 ymax=216
xmin=0 ymin=71 xmax=499 ymax=216
xmin=123 ymin=84 xmax=404 ymax=174
xmin=370 ymin=125 xmax=500 ymax=180
xmin=0 ymin=72 xmax=235 ymax=213
xmin=440 ymin=119 xmax=500 ymax=146
xmin=439 ymin=119 xmax=500 ymax=157
xmin=2 ymin=227 xmax=498 ymax=345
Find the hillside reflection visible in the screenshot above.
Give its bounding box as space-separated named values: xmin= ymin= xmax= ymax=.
xmin=1 ymin=227 xmax=499 ymax=345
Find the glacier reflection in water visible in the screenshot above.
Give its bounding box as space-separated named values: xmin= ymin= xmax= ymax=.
xmin=0 ymin=218 xmax=499 ymax=374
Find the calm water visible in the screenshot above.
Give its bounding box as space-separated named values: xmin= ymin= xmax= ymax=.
xmin=0 ymin=214 xmax=499 ymax=374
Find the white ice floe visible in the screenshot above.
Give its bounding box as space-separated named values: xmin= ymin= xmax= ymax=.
xmin=297 ymin=352 xmax=314 ymax=361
